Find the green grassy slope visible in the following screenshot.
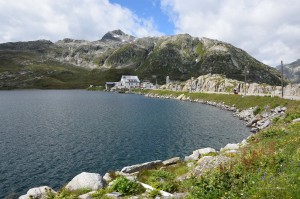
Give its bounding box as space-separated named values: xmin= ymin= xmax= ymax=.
xmin=0 ymin=51 xmax=135 ymax=89
xmin=134 ymin=90 xmax=300 ymax=198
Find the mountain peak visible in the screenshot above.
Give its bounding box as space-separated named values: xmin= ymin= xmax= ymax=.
xmin=100 ymin=29 xmax=135 ymax=42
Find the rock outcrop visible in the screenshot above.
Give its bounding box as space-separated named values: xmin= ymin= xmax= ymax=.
xmin=160 ymin=74 xmax=300 ymax=98
xmin=276 ymin=59 xmax=300 ymax=83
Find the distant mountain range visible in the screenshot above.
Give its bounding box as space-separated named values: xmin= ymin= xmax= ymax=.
xmin=0 ymin=30 xmax=283 ymax=89
xmin=276 ymin=59 xmax=300 ymax=83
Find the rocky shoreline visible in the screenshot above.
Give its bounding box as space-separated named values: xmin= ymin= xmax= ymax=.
xmin=18 ymin=92 xmax=288 ymax=199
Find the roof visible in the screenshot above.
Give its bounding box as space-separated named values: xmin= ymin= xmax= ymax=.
xmin=121 ymin=75 xmax=140 ymax=83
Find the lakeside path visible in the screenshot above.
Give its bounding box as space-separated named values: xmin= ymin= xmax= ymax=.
xmin=187 ymin=91 xmax=300 ymax=101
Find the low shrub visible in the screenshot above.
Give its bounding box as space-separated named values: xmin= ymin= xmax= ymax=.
xmin=110 ymin=176 xmax=145 ymax=196
xmin=91 ymin=189 xmax=110 ymax=199
xmin=148 ymin=189 xmax=161 ymax=198
xmin=284 ymin=113 xmax=300 ymax=123
xmin=46 ymin=188 xmax=91 ymax=199
xmin=143 ymin=170 xmax=179 ymax=192
xmin=254 ymin=107 xmax=262 ymax=115
xmin=261 ymin=128 xmax=286 ymax=138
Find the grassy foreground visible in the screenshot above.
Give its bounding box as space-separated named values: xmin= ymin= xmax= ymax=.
xmin=47 ymin=90 xmax=300 ymax=198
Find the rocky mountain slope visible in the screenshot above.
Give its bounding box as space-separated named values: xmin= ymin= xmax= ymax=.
xmin=0 ymin=30 xmax=283 ymax=89
xmin=276 ymin=59 xmax=300 ymax=83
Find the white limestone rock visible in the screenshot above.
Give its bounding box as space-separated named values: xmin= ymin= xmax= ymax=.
xmin=198 ymin=147 xmax=216 ymax=155
xmin=103 ymin=172 xmax=113 ymax=182
xmin=65 ymin=172 xmax=104 ymax=191
xmin=121 ymin=160 xmax=162 ymax=173
xmin=236 ymin=107 xmax=255 ymax=121
xmin=250 ymin=127 xmax=259 ymax=133
xmin=241 ymin=139 xmax=247 ymax=146
xmin=176 ymin=94 xmax=185 ymax=100
xmin=78 ymin=191 xmax=96 ymax=199
xmin=163 ymin=157 xmax=180 ymax=166
xmin=19 ymin=186 xmax=56 ymax=199
xmin=292 ymin=118 xmax=300 ymax=123
xmin=258 ymin=119 xmax=271 ymax=130
xmin=224 ymin=149 xmax=238 ymax=154
xmin=184 ymin=150 xmax=200 ymax=161
xmin=106 ymin=192 xmax=122 ymax=198
xmin=221 ymin=143 xmax=239 ymax=152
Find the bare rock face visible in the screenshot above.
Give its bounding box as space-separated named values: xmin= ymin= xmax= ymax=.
xmin=19 ymin=186 xmax=56 ymax=199
xmin=276 ymin=59 xmax=300 ymax=83
xmin=65 ymin=172 xmax=104 ymax=191
xmin=100 ymin=29 xmax=135 ymax=42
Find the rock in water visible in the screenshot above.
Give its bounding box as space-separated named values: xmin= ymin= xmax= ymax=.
xmin=19 ymin=186 xmax=56 ymax=199
xmin=65 ymin=172 xmax=104 ymax=191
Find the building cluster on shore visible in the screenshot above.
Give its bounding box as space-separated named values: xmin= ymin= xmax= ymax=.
xmin=105 ymin=75 xmax=156 ymax=91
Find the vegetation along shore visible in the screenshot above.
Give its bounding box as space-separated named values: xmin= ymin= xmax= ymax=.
xmin=18 ymin=90 xmax=300 ymax=199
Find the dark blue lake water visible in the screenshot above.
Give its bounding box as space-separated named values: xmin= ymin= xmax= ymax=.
xmin=0 ymin=90 xmax=250 ymax=198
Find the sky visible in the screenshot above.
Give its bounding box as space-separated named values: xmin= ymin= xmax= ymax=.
xmin=0 ymin=0 xmax=299 ymax=67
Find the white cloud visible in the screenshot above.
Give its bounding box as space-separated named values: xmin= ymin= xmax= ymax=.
xmin=0 ymin=0 xmax=161 ymax=43
xmin=161 ymin=0 xmax=300 ymax=66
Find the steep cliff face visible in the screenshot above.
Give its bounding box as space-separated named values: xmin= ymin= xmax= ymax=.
xmin=0 ymin=30 xmax=284 ymax=89
xmin=277 ymin=59 xmax=300 ymax=83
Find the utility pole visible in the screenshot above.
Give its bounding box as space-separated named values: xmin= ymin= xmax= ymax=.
xmin=281 ymin=60 xmax=284 ymax=98
xmin=244 ymin=65 xmax=248 ymax=96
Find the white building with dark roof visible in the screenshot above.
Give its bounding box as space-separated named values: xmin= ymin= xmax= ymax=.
xmin=120 ymin=75 xmax=140 ymax=88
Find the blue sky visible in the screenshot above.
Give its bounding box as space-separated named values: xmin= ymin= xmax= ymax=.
xmin=110 ymin=0 xmax=174 ymax=35
xmin=0 ymin=0 xmax=299 ymax=67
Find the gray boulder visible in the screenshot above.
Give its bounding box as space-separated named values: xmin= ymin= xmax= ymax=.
xmin=78 ymin=191 xmax=96 ymax=199
xmin=19 ymin=186 xmax=56 ymax=199
xmin=250 ymin=127 xmax=259 ymax=133
xmin=236 ymin=108 xmax=255 ymax=121
xmin=65 ymin=172 xmax=104 ymax=191
xmin=163 ymin=157 xmax=180 ymax=166
xmin=121 ymin=160 xmax=162 ymax=173
xmin=258 ymin=119 xmax=271 ymax=130
xmin=198 ymin=147 xmax=216 ymax=155
xmin=241 ymin=139 xmax=247 ymax=146
xmin=184 ymin=147 xmax=217 ymax=161
xmin=184 ymin=147 xmax=216 ymax=161
xmin=220 ymin=143 xmax=239 ymax=152
xmin=246 ymin=114 xmax=262 ymax=127
xmin=103 ymin=172 xmax=113 ymax=182
xmin=292 ymin=118 xmax=300 ymax=123
xmin=106 ymin=192 xmax=123 ymax=198
xmin=184 ymin=150 xmax=200 ymax=161
xmin=192 ymin=156 xmax=231 ymax=177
